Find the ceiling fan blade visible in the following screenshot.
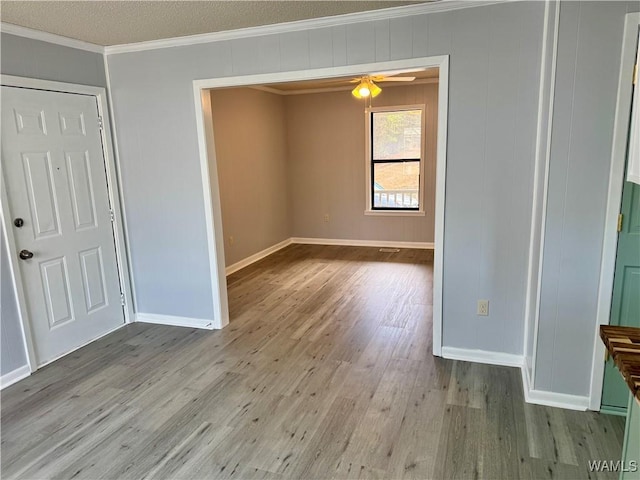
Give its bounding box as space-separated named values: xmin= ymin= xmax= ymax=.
xmin=376 ymin=76 xmax=416 ymax=82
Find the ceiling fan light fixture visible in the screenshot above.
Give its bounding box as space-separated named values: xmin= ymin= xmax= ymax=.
xmin=352 ymin=79 xmax=381 ymax=99
xmin=369 ymin=81 xmax=382 ymax=98
xmin=358 ymin=84 xmax=371 ymax=98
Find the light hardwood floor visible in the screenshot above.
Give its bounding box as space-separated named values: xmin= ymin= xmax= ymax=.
xmin=1 ymin=244 xmax=625 ymax=479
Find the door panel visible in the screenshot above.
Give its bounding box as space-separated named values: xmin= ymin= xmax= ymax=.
xmin=66 ymin=151 xmax=98 ymax=230
xmin=1 ymin=86 xmax=124 ymax=365
xmin=58 ymin=110 xmax=86 ymax=136
xmin=23 ymin=152 xmax=62 ymax=238
xmin=14 ymin=107 xmax=47 ymax=135
xmin=78 ymin=247 xmax=108 ymax=313
xmin=620 ymin=267 xmax=640 ymax=320
xmin=40 ymin=256 xmax=74 ymax=327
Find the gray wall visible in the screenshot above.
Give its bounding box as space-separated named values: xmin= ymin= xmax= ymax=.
xmin=0 ymin=32 xmax=108 ymax=375
xmin=287 ymin=83 xmax=438 ymax=243
xmin=0 ymin=33 xmax=106 ymax=87
xmin=440 ymin=3 xmax=543 ymax=354
xmin=107 ymin=1 xmax=545 ymax=351
xmin=534 ymin=1 xmax=639 ymax=396
xmin=210 ymin=88 xmax=291 ymax=267
xmin=1 ymin=225 xmax=27 ymax=375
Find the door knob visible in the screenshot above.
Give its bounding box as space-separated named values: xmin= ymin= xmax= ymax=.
xmin=14 ymin=218 xmax=24 ymax=228
xmin=19 ymin=249 xmax=34 ymax=260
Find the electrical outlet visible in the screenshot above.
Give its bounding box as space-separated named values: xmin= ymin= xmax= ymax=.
xmin=477 ymin=300 xmax=489 ymax=316
xmin=324 ymin=214 xmax=330 ymax=223
xmin=229 ymin=236 xmax=235 ymax=245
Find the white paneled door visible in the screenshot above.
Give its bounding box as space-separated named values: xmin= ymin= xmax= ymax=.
xmin=1 ymin=86 xmax=124 ymax=365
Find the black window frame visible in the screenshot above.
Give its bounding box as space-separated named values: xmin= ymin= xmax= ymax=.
xmin=369 ymin=109 xmax=423 ymax=212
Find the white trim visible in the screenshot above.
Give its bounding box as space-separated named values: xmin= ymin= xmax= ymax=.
xmin=136 ymin=313 xmax=215 ymax=330
xmin=195 ymin=58 xmax=449 ymax=91
xmin=522 ymin=367 xmax=590 ymax=411
xmin=522 ymin=0 xmax=550 ymax=386
xmin=432 ymin=56 xmax=448 ymax=357
xmin=524 ymin=0 xmax=560 ymax=392
xmin=589 ymin=12 xmax=640 ymax=411
xmin=1 ymin=74 xmax=105 ymax=96
xmin=104 ymin=1 xmax=502 ymax=55
xmin=364 ymin=104 xmax=426 ymax=216
xmin=226 ymin=239 xmax=292 ymax=276
xmin=0 ymin=22 xmax=104 ymax=53
xmin=291 ymin=237 xmax=433 ymax=250
xmin=441 ymin=346 xmax=524 ymax=368
xmin=193 ymin=56 xmax=448 ymax=357
xmin=0 ymin=365 xmax=31 ymax=390
xmin=194 ymin=87 xmax=229 ymax=329
xmin=225 ymin=237 xmax=434 ymax=277
xmin=0 ymin=74 xmax=133 ymax=367
xmin=0 ymin=184 xmax=38 ymax=373
xmin=441 ymin=346 xmax=590 ymax=411
xmin=103 ymin=55 xmax=137 ymax=318
xmin=364 ymin=210 xmax=426 ymax=217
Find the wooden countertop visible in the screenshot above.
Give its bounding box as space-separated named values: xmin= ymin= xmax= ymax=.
xmin=600 ymin=326 xmax=640 ymax=404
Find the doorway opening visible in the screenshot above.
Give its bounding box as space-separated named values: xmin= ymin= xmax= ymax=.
xmin=192 ymin=56 xmax=449 ymax=355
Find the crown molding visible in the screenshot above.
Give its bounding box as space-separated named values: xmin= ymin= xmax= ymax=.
xmin=0 ymin=22 xmax=104 ymax=54
xmin=104 ymin=0 xmax=505 ymax=55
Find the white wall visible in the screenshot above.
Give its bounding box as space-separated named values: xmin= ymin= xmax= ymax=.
xmin=106 ymin=1 xmax=545 ymax=353
xmin=210 ymin=88 xmax=291 ymax=267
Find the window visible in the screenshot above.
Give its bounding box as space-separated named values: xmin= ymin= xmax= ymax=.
xmin=366 ymin=106 xmax=425 ymax=214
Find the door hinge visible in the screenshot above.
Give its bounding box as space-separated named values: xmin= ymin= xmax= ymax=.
xmin=110 ymin=209 xmax=115 ymax=223
xmin=120 ymin=293 xmax=125 ymax=306
xmin=98 ymin=116 xmax=104 ymax=130
xmin=617 ymin=213 xmax=624 ymax=232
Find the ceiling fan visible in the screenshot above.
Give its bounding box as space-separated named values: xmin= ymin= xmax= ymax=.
xmin=350 ymin=72 xmax=416 ymax=99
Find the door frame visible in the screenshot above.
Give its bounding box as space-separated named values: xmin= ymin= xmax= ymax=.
xmin=191 ymin=55 xmax=449 ymax=355
xmin=589 ymin=13 xmax=640 ymax=411
xmin=0 ymin=74 xmax=134 ymax=372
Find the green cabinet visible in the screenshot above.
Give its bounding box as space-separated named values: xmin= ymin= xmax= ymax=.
xmin=602 ymin=178 xmax=640 ymax=411
xmin=621 ymin=394 xmax=640 ymax=480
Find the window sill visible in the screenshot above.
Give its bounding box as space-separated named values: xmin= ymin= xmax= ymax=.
xmin=364 ymin=210 xmax=426 ymax=217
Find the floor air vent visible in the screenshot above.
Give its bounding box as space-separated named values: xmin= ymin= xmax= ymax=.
xmin=379 ymin=248 xmax=401 ymax=253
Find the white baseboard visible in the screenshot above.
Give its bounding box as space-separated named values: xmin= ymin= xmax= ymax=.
xmin=225 ymin=238 xmax=292 ymax=276
xmin=135 ymin=313 xmax=215 ymax=330
xmin=521 ymin=367 xmax=589 ymax=411
xmin=441 ymin=346 xmax=524 ymax=367
xmin=1 ymin=364 xmax=31 ymax=389
xmin=224 ymin=237 xmax=432 ymax=277
xmin=441 ymin=346 xmax=589 ymax=411
xmin=291 ymin=237 xmax=434 ymax=249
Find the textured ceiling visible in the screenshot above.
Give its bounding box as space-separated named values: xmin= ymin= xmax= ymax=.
xmin=0 ymin=1 xmax=428 ymax=46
